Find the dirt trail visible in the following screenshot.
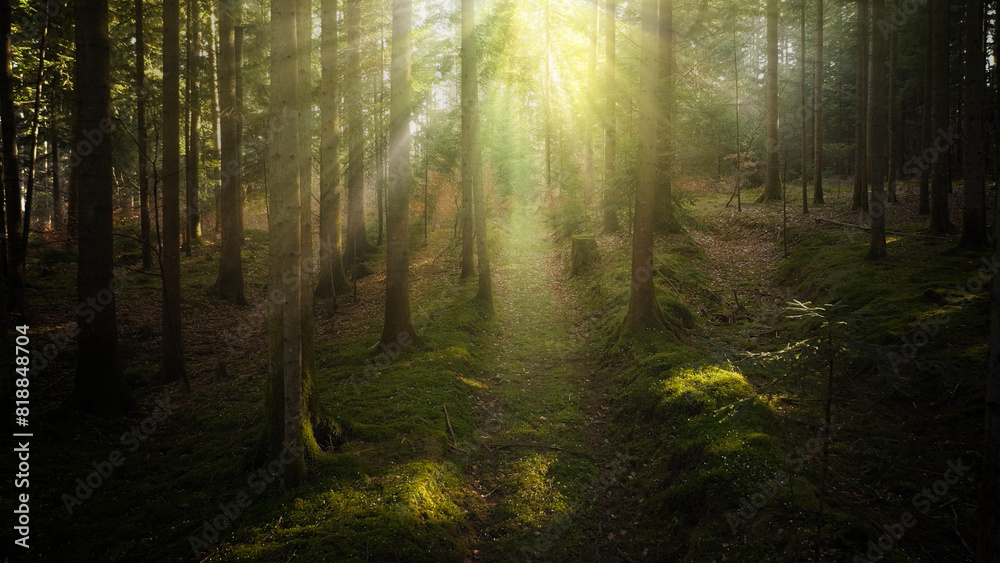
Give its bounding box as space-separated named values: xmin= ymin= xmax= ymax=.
xmin=464 ymin=206 xmax=623 ymax=561
xmin=688 ymin=205 xmax=787 ymax=321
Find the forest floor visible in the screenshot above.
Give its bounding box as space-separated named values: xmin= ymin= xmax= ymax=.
xmin=14 ymin=178 xmax=988 ymax=562
xmin=455 ymin=205 xmax=628 ymax=560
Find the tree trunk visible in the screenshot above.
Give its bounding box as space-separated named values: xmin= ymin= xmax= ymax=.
xmin=460 ymin=0 xmax=476 ymax=279
xmin=852 ymin=0 xmax=868 ymax=212
xmin=544 ymin=0 xmax=552 ymax=198
xmin=217 ymin=0 xmax=246 ymax=304
xmin=162 ymin=0 xmax=189 ymax=387
xmin=317 ymin=0 xmax=349 ymax=299
xmin=296 ymin=0 xmax=320 ymax=442
xmin=381 ymin=0 xmax=416 ymax=346
xmin=375 ymin=44 xmax=386 ymax=250
xmin=813 ymin=0 xmax=825 ymax=204
xmin=1 ymin=0 xmax=24 ymax=314
xmin=919 ymin=9 xmax=931 ymax=215
xmin=235 ymin=20 xmax=245 ymax=236
xmin=465 ymin=0 xmax=492 ymax=309
xmin=627 ymin=0 xmax=664 ymax=330
xmin=376 ymin=61 xmax=385 ymax=249
xmin=136 ymin=0 xmax=152 ymax=270
xmin=52 ymin=122 xmax=62 ymax=231
xmin=960 ymin=0 xmax=987 ymax=248
xmin=267 ymin=0 xmax=307 ymax=484
xmin=21 ymin=15 xmax=48 ymax=277
xmin=887 ymin=0 xmax=899 ymax=205
xmin=655 ymin=0 xmax=678 ymax=232
xmin=602 ymin=0 xmax=619 ymax=233
xmin=800 ymin=0 xmax=809 ymax=214
xmin=983 ymin=158 xmax=1000 ymax=562
xmin=929 ymin=0 xmax=952 ymax=233
xmin=344 ymin=0 xmax=372 ymax=272
xmin=759 ymin=0 xmax=782 ymax=202
xmin=866 ymin=0 xmax=887 ymax=259
xmin=73 ymin=0 xmax=136 ymax=415
xmin=67 ymin=164 xmax=78 ymax=245
xmin=207 ymin=6 xmax=222 ymax=235
xmin=185 ymin=0 xmax=201 ymax=257
xmin=571 ymin=235 xmax=599 ymax=276
xmin=585 ymin=0 xmax=597 ymax=207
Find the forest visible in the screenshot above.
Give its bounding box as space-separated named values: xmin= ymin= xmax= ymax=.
xmin=1 ymin=0 xmax=999 ymax=560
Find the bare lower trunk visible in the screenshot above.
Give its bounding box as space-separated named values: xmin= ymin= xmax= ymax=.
xmin=918 ymin=11 xmax=931 ymax=215
xmin=929 ymin=0 xmax=951 ymax=233
xmin=759 ymin=0 xmax=781 ymax=202
xmin=626 ymin=0 xmax=664 ymax=330
xmin=960 ymin=0 xmax=987 ymax=248
xmin=602 ymin=0 xmax=619 ymax=233
xmin=317 ymin=0 xmax=348 ymax=299
xmin=866 ymin=0 xmax=887 ymax=259
xmin=852 ymin=0 xmax=868 ymax=212
xmin=813 ymin=0 xmax=825 ymax=204
xmin=1 ymin=0 xmax=24 ymax=313
xmin=73 ymin=0 xmax=136 ymax=415
xmin=161 ymin=0 xmax=188 ymax=387
xmin=381 ymin=0 xmax=415 ymax=345
xmin=217 ymin=0 xmax=245 ymax=304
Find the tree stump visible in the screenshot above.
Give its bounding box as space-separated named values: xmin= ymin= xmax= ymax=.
xmin=571 ymin=235 xmax=599 ymax=277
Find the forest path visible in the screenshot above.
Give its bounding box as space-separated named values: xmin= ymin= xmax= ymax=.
xmin=688 ymin=202 xmax=788 ymax=323
xmin=463 ymin=205 xmax=623 ymax=561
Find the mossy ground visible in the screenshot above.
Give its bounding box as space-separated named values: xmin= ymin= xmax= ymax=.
xmin=10 ymin=179 xmax=987 ymax=561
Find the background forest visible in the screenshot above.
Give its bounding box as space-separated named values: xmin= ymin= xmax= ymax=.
xmin=1 ymin=0 xmax=999 ymax=561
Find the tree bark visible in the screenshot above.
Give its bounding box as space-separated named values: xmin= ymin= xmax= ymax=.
xmin=983 ymin=156 xmax=1000 ymax=561
xmin=918 ymin=8 xmax=931 ymax=215
xmin=929 ymin=0 xmax=952 ymax=233
xmin=235 ymin=20 xmax=245 ymax=236
xmin=627 ymin=0 xmax=664 ymax=330
xmin=21 ymin=13 xmax=48 ymax=278
xmin=585 ymin=0 xmax=597 ymax=207
xmin=852 ymin=0 xmax=868 ymax=212
xmin=800 ymin=0 xmax=809 ymax=214
xmin=382 ymin=0 xmax=415 ymax=345
xmin=1 ymin=0 xmax=24 ymax=313
xmin=465 ymin=0 xmax=492 ymax=309
xmin=317 ymin=0 xmax=349 ymax=299
xmin=759 ymin=0 xmax=782 ymax=202
xmin=960 ymin=0 xmax=987 ymax=248
xmin=866 ymin=0 xmax=887 ymax=259
xmin=887 ymin=0 xmax=899 ymax=204
xmin=52 ymin=121 xmax=62 ymax=232
xmin=344 ymin=0 xmax=373 ymax=272
xmin=136 ymin=0 xmax=152 ymax=270
xmin=544 ymin=0 xmax=552 ymax=198
xmin=217 ymin=0 xmax=246 ymax=304
xmin=162 ymin=0 xmax=189 ymax=387
xmin=296 ymin=0 xmax=319 ymax=441
xmin=73 ymin=0 xmax=136 ymax=415
xmin=376 ymin=47 xmax=386 ymax=248
xmin=813 ymin=0 xmax=825 ymax=204
xmin=460 ymin=0 xmax=476 ymax=279
xmin=207 ymin=6 xmax=222 ymax=235
xmin=267 ymin=0 xmax=306 ymax=484
xmin=459 ymin=8 xmax=476 ymax=279
xmin=655 ymin=0 xmax=678 ymax=231
xmin=602 ymin=0 xmax=619 ymax=233
xmin=185 ymin=0 xmax=202 ymax=256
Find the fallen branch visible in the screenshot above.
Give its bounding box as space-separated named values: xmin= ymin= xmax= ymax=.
xmin=813 ymin=218 xmax=950 ymax=240
xmin=443 ymin=404 xmax=459 ymax=448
